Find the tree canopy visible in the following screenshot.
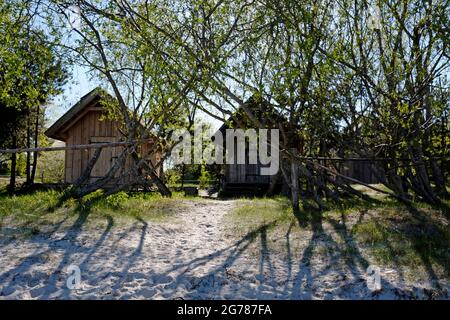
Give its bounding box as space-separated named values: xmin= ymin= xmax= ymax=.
xmin=5 ymin=0 xmax=447 ymax=208
xmin=0 ymin=0 xmax=67 ymax=192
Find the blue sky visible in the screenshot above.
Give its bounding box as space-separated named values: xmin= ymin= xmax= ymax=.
xmin=44 ymin=6 xmax=223 ymax=132
xmin=48 ymin=65 xmax=223 ymax=131
xmin=47 ymin=65 xmax=99 ymax=123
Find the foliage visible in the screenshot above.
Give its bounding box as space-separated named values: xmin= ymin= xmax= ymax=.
xmin=0 ymin=0 xmax=68 ymax=191
xmin=34 ymin=150 xmax=65 ymax=183
xmin=8 ymin=0 xmax=449 ymax=206
xmin=0 ymin=190 xmax=193 ymax=231
xmin=198 ymin=164 xmax=211 ymax=188
xmin=165 ymin=168 xmax=182 ymax=186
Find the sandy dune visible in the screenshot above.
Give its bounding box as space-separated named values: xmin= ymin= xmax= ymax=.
xmin=0 ymin=199 xmax=447 ymax=300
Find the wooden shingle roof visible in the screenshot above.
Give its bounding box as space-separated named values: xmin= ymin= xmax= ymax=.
xmin=45 ymin=88 xmax=106 ymax=141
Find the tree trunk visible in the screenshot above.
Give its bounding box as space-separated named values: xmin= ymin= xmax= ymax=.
xmin=410 ymin=146 xmax=439 ymax=203
xmin=159 ymin=160 xmax=165 ymax=183
xmin=74 ymin=147 xmax=103 ymax=186
xmin=30 ymin=104 xmax=40 ymax=184
xmin=140 ymin=159 xmax=172 ymax=197
xmin=290 ymin=156 xmax=300 ymax=213
xmin=266 ymin=171 xmax=280 ymax=196
xmin=181 ymin=164 xmax=185 ymax=189
xmin=130 ymin=150 xmax=172 ymax=197
xmin=25 ymin=109 xmax=32 ymax=184
xmin=69 ymin=148 xmax=128 ymax=199
xmin=430 ymin=159 xmax=448 ymax=197
xmin=8 ymin=133 xmax=17 ymax=195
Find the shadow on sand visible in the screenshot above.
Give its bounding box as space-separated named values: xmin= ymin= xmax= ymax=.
xmin=0 ymin=192 xmax=448 ymax=299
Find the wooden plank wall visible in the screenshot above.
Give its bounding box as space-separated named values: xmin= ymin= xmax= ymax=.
xmin=63 ymin=110 xmax=160 ymax=184
xmin=64 ymin=111 xmax=121 ymax=183
xmin=225 ymin=161 xmax=271 ymax=184
xmin=337 ymin=160 xmax=379 ymax=184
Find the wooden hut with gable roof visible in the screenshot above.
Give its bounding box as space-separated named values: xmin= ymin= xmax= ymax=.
xmin=45 ymin=88 xmax=161 ymax=184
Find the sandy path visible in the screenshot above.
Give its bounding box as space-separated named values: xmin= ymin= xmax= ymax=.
xmin=0 ymin=200 xmax=239 ymax=299
xmin=0 ymin=199 xmax=448 ymax=300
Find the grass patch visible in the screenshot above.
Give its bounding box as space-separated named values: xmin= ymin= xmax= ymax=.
xmin=0 ymin=189 xmax=193 ymax=237
xmin=226 ymin=197 xmax=294 ymax=235
xmin=351 ymin=206 xmax=450 ymax=270
xmin=352 ymin=221 xmax=388 ymax=245
xmin=226 ymin=194 xmax=449 ymax=277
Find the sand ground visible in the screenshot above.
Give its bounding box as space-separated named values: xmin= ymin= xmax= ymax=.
xmin=0 ymin=199 xmax=448 ymax=299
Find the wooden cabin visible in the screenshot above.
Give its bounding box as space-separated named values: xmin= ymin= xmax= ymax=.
xmin=45 ymin=88 xmax=161 ymax=184
xmin=336 ymin=158 xmax=379 ymax=184
xmin=217 ymin=97 xmax=379 ymax=195
xmin=217 ymin=96 xmax=287 ymax=195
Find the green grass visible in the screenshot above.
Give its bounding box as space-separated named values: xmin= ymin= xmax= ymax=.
xmin=0 ymin=189 xmax=194 ymax=237
xmin=228 ymin=197 xmax=294 ymax=233
xmin=352 ymin=221 xmax=388 ymax=244
xmin=350 ymin=205 xmax=450 ymax=269
xmin=1 ymin=184 xmax=449 ymax=277
xmin=225 ymin=194 xmax=450 ymax=276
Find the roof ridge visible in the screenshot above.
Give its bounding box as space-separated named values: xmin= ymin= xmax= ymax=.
xmin=45 ymin=87 xmax=105 ymax=140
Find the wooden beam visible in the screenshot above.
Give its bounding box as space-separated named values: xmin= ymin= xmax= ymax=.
xmin=0 ymin=139 xmax=153 ymax=154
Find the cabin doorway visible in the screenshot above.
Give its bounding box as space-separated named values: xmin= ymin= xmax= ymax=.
xmin=89 ymin=136 xmax=119 ymax=181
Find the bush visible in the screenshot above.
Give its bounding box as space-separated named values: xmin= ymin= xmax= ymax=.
xmin=199 ymin=164 xmax=212 ymax=188
xmin=35 ymin=150 xmax=65 ymax=183
xmin=104 ymin=191 xmax=129 ymax=208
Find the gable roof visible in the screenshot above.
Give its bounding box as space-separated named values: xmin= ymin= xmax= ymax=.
xmin=218 ymin=95 xmax=287 ymax=133
xmin=45 ymin=88 xmax=162 ymax=145
xmin=45 ymin=88 xmax=106 ymax=141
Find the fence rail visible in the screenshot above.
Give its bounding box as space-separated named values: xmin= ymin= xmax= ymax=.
xmin=0 ymin=139 xmax=152 ymax=154
xmin=1 ymin=141 xmax=448 ymax=163
xmin=295 ymin=156 xmax=450 ymax=162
